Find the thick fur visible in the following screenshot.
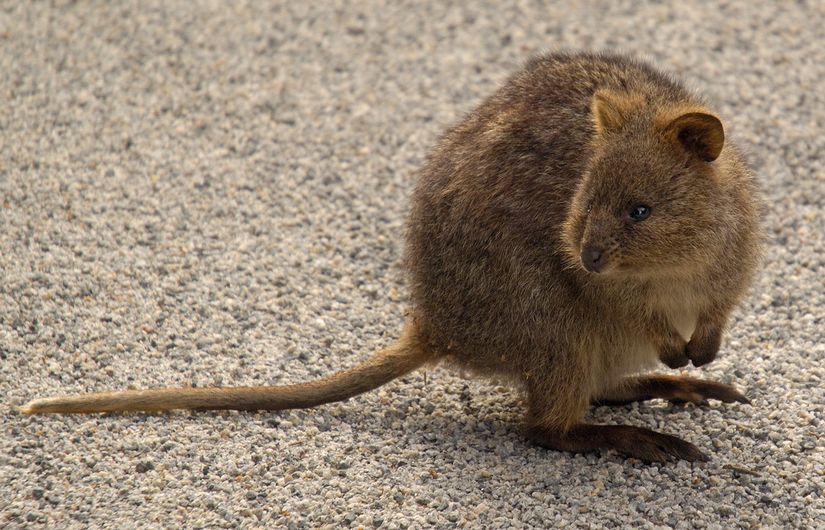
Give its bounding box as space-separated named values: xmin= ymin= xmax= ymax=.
xmin=21 ymin=52 xmax=761 ymax=461
xmin=405 ymin=52 xmax=761 ymax=432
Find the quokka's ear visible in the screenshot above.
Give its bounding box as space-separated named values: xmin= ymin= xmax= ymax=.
xmin=660 ymin=111 xmax=725 ymax=162
xmin=591 ymin=89 xmax=644 ymax=135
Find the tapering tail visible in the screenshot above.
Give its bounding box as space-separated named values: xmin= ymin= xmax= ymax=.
xmin=19 ymin=329 xmax=434 ymax=414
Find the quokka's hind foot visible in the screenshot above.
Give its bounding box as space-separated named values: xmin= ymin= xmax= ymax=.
xmin=525 ymin=422 xmax=709 ymax=463
xmin=592 ymin=375 xmax=750 ymax=407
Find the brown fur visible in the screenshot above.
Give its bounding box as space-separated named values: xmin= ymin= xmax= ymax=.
xmin=20 ymin=52 xmax=762 ymax=462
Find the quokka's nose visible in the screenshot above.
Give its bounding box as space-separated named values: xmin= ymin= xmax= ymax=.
xmin=581 ymin=245 xmax=604 ymax=273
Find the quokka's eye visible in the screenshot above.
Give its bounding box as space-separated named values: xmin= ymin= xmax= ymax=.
xmin=629 ymin=204 xmax=651 ymax=221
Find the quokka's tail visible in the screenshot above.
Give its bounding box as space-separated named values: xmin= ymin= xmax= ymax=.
xmin=19 ymin=327 xmax=434 ymax=414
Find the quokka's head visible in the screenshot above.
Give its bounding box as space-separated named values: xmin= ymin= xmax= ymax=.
xmin=563 ymin=89 xmax=731 ymax=277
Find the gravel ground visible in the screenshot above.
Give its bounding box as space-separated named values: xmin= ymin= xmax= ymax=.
xmin=2 ymin=1 xmax=823 ymax=528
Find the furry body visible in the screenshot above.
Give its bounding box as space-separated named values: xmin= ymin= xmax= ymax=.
xmin=406 ymin=52 xmax=761 ymax=430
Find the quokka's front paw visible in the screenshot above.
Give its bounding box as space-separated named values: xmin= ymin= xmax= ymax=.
xmin=685 ymin=327 xmax=723 ymax=367
xmin=658 ymin=334 xmax=689 ymax=369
